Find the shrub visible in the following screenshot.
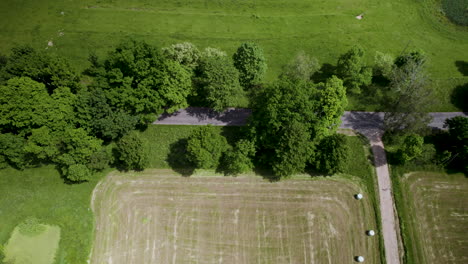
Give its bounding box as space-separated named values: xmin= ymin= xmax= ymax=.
xmin=66 ymin=164 xmax=92 ymax=182
xmin=162 ymin=42 xmax=201 ymax=69
xmin=186 ymin=126 xmax=229 ymax=169
xmin=313 ymin=134 xmax=350 ymax=174
xmin=116 ymin=132 xmax=149 ymax=170
xmin=396 ymin=134 xmax=424 ymax=164
xmin=223 ymin=139 xmax=256 ymax=175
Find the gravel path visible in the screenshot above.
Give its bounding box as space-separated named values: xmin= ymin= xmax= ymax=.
xmin=154 ymin=108 xmax=467 ymax=264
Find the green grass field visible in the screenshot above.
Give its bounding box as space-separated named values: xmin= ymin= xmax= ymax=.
xmin=393 ymin=171 xmax=468 ymax=264
xmin=0 ymin=167 xmax=106 ymax=264
xmin=3 ymin=224 xmax=60 ymax=264
xmin=0 ymin=0 xmax=466 ymax=111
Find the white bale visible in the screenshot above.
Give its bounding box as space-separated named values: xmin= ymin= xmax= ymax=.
xmin=357 ymin=256 xmax=365 ymax=262
xmin=367 ymin=230 xmax=375 ymax=236
xmin=355 ymin=193 xmax=363 ymax=200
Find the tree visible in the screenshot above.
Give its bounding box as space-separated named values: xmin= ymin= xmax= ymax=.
xmin=272 ymin=120 xmax=312 ymax=177
xmin=95 ymin=39 xmax=193 ymax=117
xmin=116 ymin=132 xmax=149 ymax=170
xmin=24 ymin=126 xmax=60 ymax=162
xmin=315 ymin=76 xmax=348 ymax=135
xmin=75 ymin=87 xmax=138 ymax=141
xmin=0 ymin=133 xmax=29 ymax=169
xmin=186 ymin=126 xmax=229 ymax=169
xmin=65 ymin=164 xmax=92 ymax=182
xmin=395 ymin=50 xmax=426 ymax=68
xmin=201 ymin=47 xmax=227 ymax=58
xmin=444 ymin=116 xmax=468 ymax=172
xmin=384 ymin=56 xmax=432 ymax=134
xmin=195 ymin=56 xmax=244 ymax=112
xmin=0 ymin=77 xmax=51 ymax=135
xmin=0 ymin=45 xmax=79 ymax=92
xmin=313 ymin=134 xmax=349 ymax=174
xmin=280 ymin=51 xmax=319 ymax=81
xmin=54 ymin=128 xmax=103 ymax=168
xmin=336 ymin=45 xmax=372 ymax=94
xmin=162 ymin=42 xmax=201 ymax=70
xmin=396 ymin=134 xmax=424 ymax=164
xmin=374 ymin=51 xmax=394 ymax=78
xmin=249 ymin=78 xmax=320 ymax=177
xmin=223 ymin=139 xmax=255 ymax=175
xmin=232 ymin=42 xmax=267 ymax=88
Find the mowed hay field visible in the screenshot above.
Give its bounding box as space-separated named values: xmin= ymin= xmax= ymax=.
xmin=399 ymin=172 xmax=468 ymax=264
xmin=0 ymin=0 xmax=467 ymax=110
xmin=90 ymin=170 xmax=381 ymax=264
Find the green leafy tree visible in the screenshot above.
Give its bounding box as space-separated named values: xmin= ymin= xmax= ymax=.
xmin=396 ymin=134 xmax=424 ymax=164
xmin=313 ymin=134 xmax=349 ymax=174
xmin=24 ymin=126 xmax=60 ymax=161
xmin=0 ymin=133 xmax=29 ymax=169
xmin=116 ymin=132 xmax=149 ymax=170
xmin=75 ymin=87 xmax=138 ymax=140
xmin=94 ymin=39 xmax=193 ymax=117
xmin=0 ymin=77 xmax=51 ymax=135
xmin=272 ymin=120 xmax=312 ymax=177
xmin=384 ymin=56 xmax=432 ymax=134
xmin=201 ymin=47 xmax=227 ymax=58
xmin=250 ymin=78 xmax=321 ymax=177
xmin=65 ymin=164 xmax=92 ymax=182
xmin=336 ymin=45 xmax=372 ymax=94
xmin=195 ymin=56 xmax=244 ymax=112
xmin=395 ymin=50 xmax=426 ymax=68
xmin=233 ymin=42 xmax=267 ymax=88
xmin=374 ymin=51 xmax=394 ymax=78
xmin=316 ymin=76 xmax=347 ymax=134
xmin=55 ymin=128 xmax=103 ymax=167
xmin=162 ymin=42 xmax=201 ymax=70
xmin=223 ymin=139 xmax=256 ymax=175
xmin=281 ymin=51 xmax=319 ymax=81
xmin=88 ymin=146 xmax=113 ymax=171
xmin=0 ymin=45 xmax=79 ymax=92
xmin=186 ymin=126 xmax=229 ymax=169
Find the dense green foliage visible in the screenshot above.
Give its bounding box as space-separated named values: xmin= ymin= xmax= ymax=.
xmin=186 ymin=126 xmax=229 ymax=169
xmin=116 ymin=132 xmax=150 ymax=170
xmin=162 ymin=42 xmax=201 ymax=70
xmin=233 ymin=42 xmax=267 ymax=88
xmin=249 ymin=73 xmax=347 ymax=178
xmin=336 ymin=45 xmax=372 ymax=94
xmin=194 ymin=56 xmax=244 ymax=112
xmin=444 ymin=116 xmax=468 ymax=173
xmin=314 ymin=134 xmax=350 ymax=174
xmin=396 ymin=134 xmax=424 ymax=164
xmin=281 ymin=51 xmax=320 ymax=81
xmin=222 ymin=139 xmax=256 ymax=175
xmin=0 ymin=45 xmax=79 ymax=93
xmin=442 ymin=0 xmax=468 ymax=26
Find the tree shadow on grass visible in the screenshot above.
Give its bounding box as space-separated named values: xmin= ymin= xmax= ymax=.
xmin=455 ymin=61 xmax=468 ymax=76
xmin=166 ymin=138 xmax=195 ymax=177
xmin=450 ymin=82 xmax=468 ymax=111
xmin=311 ymin=63 xmax=336 ymax=83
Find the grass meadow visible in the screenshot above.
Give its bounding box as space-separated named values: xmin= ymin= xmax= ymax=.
xmin=0 ymin=0 xmax=466 ymax=111
xmin=393 ymin=171 xmax=468 ymax=264
xmin=0 ymin=167 xmax=107 ymax=264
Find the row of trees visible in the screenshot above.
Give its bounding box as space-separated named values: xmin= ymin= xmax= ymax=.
xmin=0 ymin=40 xmax=268 ymax=181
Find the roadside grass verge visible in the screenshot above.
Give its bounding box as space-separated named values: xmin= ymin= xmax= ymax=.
xmin=3 ymin=224 xmax=60 ymax=264
xmin=0 ymin=166 xmax=107 ymax=264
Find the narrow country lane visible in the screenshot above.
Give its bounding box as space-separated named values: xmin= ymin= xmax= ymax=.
xmin=154 ymin=108 xmax=467 ymax=264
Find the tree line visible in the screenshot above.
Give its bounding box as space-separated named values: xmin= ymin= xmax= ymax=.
xmin=0 ymin=40 xmax=466 ymax=181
